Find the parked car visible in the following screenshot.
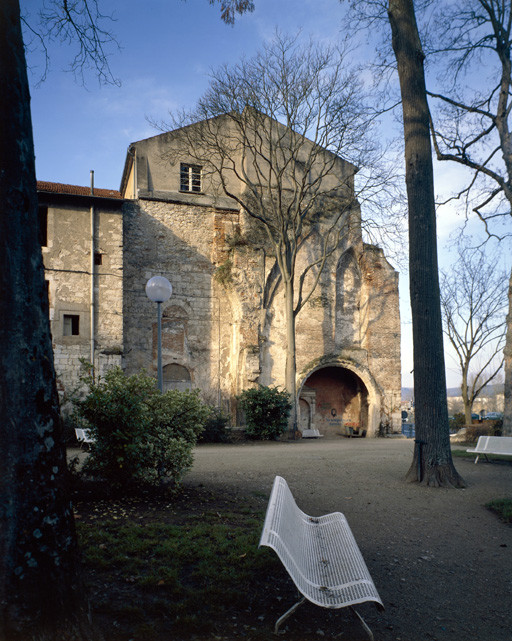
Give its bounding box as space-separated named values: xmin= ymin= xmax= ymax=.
xmin=483 ymin=412 xmax=503 ymax=420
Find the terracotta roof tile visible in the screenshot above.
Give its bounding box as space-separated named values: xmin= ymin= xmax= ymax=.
xmin=37 ymin=181 xmax=122 ymax=200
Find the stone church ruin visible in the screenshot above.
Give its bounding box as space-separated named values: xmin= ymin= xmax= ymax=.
xmin=39 ymin=111 xmax=401 ymax=437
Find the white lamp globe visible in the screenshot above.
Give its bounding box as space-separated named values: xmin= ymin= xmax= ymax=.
xmin=145 ymin=276 xmax=172 ymax=303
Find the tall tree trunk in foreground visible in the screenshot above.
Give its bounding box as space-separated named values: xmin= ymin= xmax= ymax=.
xmin=0 ymin=1 xmax=99 ymax=638
xmin=504 ymin=270 xmax=512 ymax=436
xmin=284 ymin=277 xmax=298 ymax=433
xmin=388 ymin=0 xmax=464 ymax=486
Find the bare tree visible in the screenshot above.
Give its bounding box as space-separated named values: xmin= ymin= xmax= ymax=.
xmin=342 ymin=0 xmax=464 ymax=485
xmin=23 ymin=0 xmax=119 ymax=85
xmin=387 ymin=0 xmax=465 ymax=486
xmin=440 ymin=244 xmax=508 ymax=424
xmin=206 ymin=0 xmax=254 ymax=24
xmin=23 ymin=0 xmax=254 ymax=84
xmin=1 ymin=1 xmax=252 ymax=638
xmin=160 ymin=33 xmax=400 ymax=431
xmin=424 ymin=0 xmax=512 ymax=435
xmin=479 ymin=370 xmax=505 ymax=413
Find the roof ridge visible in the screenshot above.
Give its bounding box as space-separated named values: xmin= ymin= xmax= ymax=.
xmin=37 ymin=180 xmax=122 ymax=199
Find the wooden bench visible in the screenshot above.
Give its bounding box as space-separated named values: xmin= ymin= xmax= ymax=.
xmin=466 ymin=435 xmax=512 ymax=464
xmin=75 ymin=428 xmax=95 ymax=449
xmin=259 ymin=476 xmax=383 ymax=638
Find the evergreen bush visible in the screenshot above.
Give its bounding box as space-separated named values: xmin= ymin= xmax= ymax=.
xmin=449 ymin=412 xmax=466 ymax=432
xmin=238 ymin=386 xmax=291 ymax=440
xmin=73 ymin=367 xmax=210 ymax=490
xmin=199 ymin=408 xmax=231 ymax=443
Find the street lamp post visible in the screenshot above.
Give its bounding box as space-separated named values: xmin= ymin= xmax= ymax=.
xmin=145 ymin=276 xmax=172 ymax=393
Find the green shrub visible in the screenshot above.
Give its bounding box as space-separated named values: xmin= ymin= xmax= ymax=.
xmin=213 ymin=259 xmax=233 ymax=287
xmin=464 ymin=423 xmax=498 ymax=443
xmin=238 ymin=386 xmax=291 ymax=440
xmin=490 ymin=418 xmax=503 ymax=435
xmin=449 ymin=413 xmax=466 ymax=432
xmin=73 ymin=367 xmax=210 ymax=490
xmin=199 ymin=409 xmax=231 ymax=443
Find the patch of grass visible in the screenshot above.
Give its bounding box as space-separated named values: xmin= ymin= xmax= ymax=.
xmin=251 ymin=490 xmax=269 ymax=500
xmin=486 ymin=498 xmax=512 ymax=523
xmin=451 ymin=449 xmax=478 ymax=458
xmin=451 ymin=448 xmax=512 ymax=463
xmin=76 ymin=506 xmax=281 ymax=637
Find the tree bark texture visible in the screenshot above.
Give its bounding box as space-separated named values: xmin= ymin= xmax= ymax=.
xmin=284 ymin=278 xmax=298 ymax=433
xmin=0 ymin=1 xmax=99 ymax=638
xmin=388 ymin=0 xmax=464 ymax=487
xmin=461 ymin=375 xmax=472 ymax=426
xmin=503 ymin=269 xmax=512 ymax=436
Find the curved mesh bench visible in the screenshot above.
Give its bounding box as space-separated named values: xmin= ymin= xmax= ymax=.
xmin=467 ymin=435 xmax=512 ymax=463
xmin=75 ymin=428 xmax=95 ymax=449
xmin=259 ymin=476 xmax=383 ymax=637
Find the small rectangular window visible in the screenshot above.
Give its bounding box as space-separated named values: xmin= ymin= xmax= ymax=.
xmin=180 ymin=164 xmax=202 ymax=193
xmin=63 ymin=314 xmax=80 ymax=336
xmin=94 ymin=252 xmax=103 ymax=265
xmin=39 ymin=205 xmax=48 ymax=246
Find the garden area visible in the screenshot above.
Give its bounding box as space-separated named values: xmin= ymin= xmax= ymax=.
xmin=67 ymin=370 xmax=512 ymax=640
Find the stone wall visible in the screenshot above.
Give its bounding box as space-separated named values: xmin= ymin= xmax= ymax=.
xmin=119 ymin=118 xmax=403 ymax=435
xmin=123 ymin=199 xmax=237 ymax=407
xmin=122 ymin=192 xmax=402 ymax=433
xmin=360 ymin=244 xmax=402 ymax=430
xmin=40 ymin=197 xmax=123 ymax=395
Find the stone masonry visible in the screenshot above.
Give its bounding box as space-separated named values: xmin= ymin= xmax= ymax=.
xmin=119 ymin=113 xmax=402 ymax=435
xmin=38 ymin=112 xmax=401 ymax=436
xmin=38 ymin=182 xmax=124 ymax=396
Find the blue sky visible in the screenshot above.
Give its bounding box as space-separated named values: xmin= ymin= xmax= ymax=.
xmin=24 ymin=0 xmax=508 ymax=389
xmin=27 ymin=0 xmax=350 ymax=189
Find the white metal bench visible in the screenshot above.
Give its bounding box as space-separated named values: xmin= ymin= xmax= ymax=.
xmin=466 ymin=436 xmax=512 ymax=464
xmin=259 ymin=476 xmax=383 ymax=638
xmin=301 ymin=429 xmax=324 ymax=439
xmin=75 ymin=428 xmax=95 ymax=448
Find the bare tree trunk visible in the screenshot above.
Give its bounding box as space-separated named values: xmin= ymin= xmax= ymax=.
xmin=388 ymin=0 xmax=464 ymax=487
xmin=284 ymin=278 xmax=298 ymax=434
xmin=503 ymin=269 xmax=512 ymax=436
xmin=463 ymin=400 xmax=473 ymax=426
xmin=0 ymin=1 xmax=100 ymax=638
xmin=461 ymin=375 xmax=472 ymax=425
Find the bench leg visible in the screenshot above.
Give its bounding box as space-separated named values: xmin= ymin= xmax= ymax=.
xmin=474 ymin=455 xmax=479 ymax=464
xmin=274 ymin=596 xmax=306 ymax=634
xmin=350 ymin=606 xmax=375 ymax=641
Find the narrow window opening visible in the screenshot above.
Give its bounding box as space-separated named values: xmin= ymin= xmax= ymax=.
xmin=94 ymin=252 xmax=103 ymax=265
xmin=63 ymin=314 xmax=80 ymax=336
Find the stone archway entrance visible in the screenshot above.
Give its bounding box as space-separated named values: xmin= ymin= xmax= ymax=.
xmin=299 ymin=366 xmax=369 ymax=437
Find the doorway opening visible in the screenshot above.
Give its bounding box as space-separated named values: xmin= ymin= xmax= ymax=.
xmin=299 ymin=366 xmax=369 ymax=437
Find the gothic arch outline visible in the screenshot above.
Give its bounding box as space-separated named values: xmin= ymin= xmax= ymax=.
xmin=335 ymin=247 xmax=362 ymax=348
xmin=162 ymin=299 xmax=193 ymax=320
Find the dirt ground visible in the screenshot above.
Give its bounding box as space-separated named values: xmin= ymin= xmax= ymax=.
xmin=180 ymin=437 xmax=512 ymax=641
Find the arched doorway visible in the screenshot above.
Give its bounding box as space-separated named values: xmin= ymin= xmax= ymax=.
xmin=299 ymin=366 xmax=369 ymax=437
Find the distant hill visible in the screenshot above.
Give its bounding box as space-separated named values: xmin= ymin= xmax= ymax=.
xmin=401 ymin=388 xmax=414 ymax=402
xmin=402 ymin=383 xmax=504 ymax=401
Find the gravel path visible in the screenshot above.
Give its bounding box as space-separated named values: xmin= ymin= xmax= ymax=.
xmin=184 ymin=438 xmax=512 ymax=641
